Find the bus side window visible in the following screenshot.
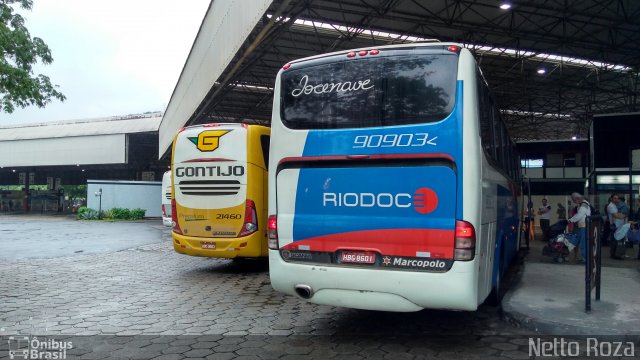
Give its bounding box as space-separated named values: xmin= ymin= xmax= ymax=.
xmin=260 ymin=135 xmax=270 ymax=170
xmin=477 ymin=71 xmax=494 ymax=159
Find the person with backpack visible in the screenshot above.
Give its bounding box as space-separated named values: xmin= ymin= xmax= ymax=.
xmin=567 ymin=192 xmax=591 ymax=263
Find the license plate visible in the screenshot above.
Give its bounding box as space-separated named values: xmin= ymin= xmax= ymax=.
xmin=340 ymin=251 xmax=376 ymax=264
xmin=201 ymin=242 xmax=216 ymax=249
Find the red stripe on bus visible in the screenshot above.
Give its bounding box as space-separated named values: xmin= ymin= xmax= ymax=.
xmin=281 ymin=228 xmax=455 ymax=258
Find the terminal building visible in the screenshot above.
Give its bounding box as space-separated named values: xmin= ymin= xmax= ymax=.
xmin=0 ymin=112 xmax=167 ymax=213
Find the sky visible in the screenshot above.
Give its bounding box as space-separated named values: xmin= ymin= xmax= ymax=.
xmin=1 ymin=0 xmax=211 ymax=125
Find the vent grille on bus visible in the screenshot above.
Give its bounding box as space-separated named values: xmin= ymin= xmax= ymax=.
xmin=165 ymin=191 xmax=172 ymax=200
xmin=178 ymin=180 xmax=241 ymax=196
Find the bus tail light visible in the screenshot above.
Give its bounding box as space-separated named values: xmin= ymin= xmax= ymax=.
xmin=171 ymin=199 xmax=182 ymax=234
xmin=268 ymin=215 xmax=279 ymax=249
xmin=454 ymin=220 xmax=475 ymax=261
xmin=161 ymin=204 xmax=167 ymax=217
xmin=447 ymin=45 xmax=461 ymax=53
xmin=238 ymin=200 xmax=258 ymax=237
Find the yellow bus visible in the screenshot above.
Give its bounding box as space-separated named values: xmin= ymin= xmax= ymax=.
xmin=171 ymin=123 xmax=270 ymax=258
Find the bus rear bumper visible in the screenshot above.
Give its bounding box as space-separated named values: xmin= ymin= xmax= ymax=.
xmin=269 ymin=250 xmax=479 ymax=312
xmin=173 ymin=232 xmax=265 ymax=258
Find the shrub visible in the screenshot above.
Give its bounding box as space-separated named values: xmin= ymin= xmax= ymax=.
xmin=102 ymin=209 xmax=114 ymax=220
xmin=77 ymin=208 xmax=99 ymax=220
xmin=130 ymin=208 xmax=146 ymax=220
xmin=111 ymin=207 xmax=131 ymax=220
xmin=77 ymin=207 xmax=145 ymax=220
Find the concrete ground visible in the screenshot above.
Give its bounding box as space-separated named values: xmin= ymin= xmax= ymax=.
xmin=502 ymin=234 xmax=640 ymax=337
xmin=0 ymin=214 xmax=542 ymax=359
xmin=0 ymin=214 xmax=167 ymax=260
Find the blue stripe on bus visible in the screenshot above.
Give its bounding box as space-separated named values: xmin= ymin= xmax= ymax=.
xmin=301 ymin=80 xmax=464 ymax=220
xmin=292 ymin=165 xmax=457 ymax=241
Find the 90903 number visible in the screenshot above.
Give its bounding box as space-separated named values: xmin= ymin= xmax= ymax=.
xmin=352 ymin=133 xmax=437 ymax=148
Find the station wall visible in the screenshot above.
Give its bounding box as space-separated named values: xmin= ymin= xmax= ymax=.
xmin=87 ymin=180 xmax=162 ymax=218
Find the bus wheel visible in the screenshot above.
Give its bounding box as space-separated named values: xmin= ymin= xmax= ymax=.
xmin=486 ymin=245 xmax=505 ymax=306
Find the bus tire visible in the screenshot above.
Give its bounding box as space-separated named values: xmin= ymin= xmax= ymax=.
xmin=486 ymin=243 xmax=505 ymax=306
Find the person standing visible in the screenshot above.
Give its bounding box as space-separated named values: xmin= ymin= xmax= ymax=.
xmin=608 ymin=193 xmax=628 ymax=259
xmin=618 ymin=195 xmax=630 ymax=221
xmin=557 ymin=202 xmax=566 ymax=220
xmin=567 ymin=192 xmax=591 ymax=263
xmin=538 ymin=198 xmax=552 ymax=241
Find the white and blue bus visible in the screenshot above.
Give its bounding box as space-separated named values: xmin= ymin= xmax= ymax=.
xmin=268 ymin=43 xmax=521 ymax=312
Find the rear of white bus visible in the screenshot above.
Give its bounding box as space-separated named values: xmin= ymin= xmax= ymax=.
xmin=268 ymin=43 xmax=483 ymax=312
xmin=161 ymin=170 xmax=172 ymax=227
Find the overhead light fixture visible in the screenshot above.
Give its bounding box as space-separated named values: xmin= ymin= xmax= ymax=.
xmin=499 ymin=3 xmax=512 ymax=10
xmin=571 ymin=136 xmax=577 ymax=140
xmin=537 ymin=68 xmax=546 ymax=74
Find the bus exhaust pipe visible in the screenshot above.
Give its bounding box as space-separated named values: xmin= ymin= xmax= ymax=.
xmin=294 ymin=284 xmax=313 ymax=299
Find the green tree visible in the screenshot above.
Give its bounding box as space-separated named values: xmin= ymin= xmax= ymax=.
xmin=0 ymin=0 xmax=65 ymax=113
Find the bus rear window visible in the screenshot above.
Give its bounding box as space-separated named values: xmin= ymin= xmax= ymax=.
xmin=281 ymin=54 xmax=458 ymax=129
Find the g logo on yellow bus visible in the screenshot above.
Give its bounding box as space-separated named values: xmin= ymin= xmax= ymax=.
xmin=188 ymin=130 xmax=230 ymax=152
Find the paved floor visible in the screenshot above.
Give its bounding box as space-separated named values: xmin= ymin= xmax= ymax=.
xmin=0 ymin=215 xmax=167 ymax=260
xmin=0 ymin=215 xmax=540 ymax=359
xmin=503 ymin=234 xmax=640 ymax=337
xmin=504 ymin=262 xmax=640 ymax=336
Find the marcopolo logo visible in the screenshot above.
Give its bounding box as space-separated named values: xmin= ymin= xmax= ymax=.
xmin=382 ymin=256 xmax=447 ymax=270
xmin=322 ymin=187 xmax=438 ymax=214
xmin=188 ymin=130 xmax=230 ymax=152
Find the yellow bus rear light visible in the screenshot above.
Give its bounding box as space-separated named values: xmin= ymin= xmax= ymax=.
xmin=239 ymin=199 xmax=258 ymax=237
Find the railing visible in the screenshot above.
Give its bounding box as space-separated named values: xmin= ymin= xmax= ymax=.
xmin=585 ymin=215 xmax=602 ymax=312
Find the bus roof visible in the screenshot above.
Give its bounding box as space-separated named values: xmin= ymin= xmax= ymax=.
xmin=183 ymin=123 xmax=249 ymax=131
xmin=285 ymin=41 xmax=461 ymax=66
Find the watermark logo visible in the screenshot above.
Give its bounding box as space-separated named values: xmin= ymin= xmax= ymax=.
xmin=188 ymin=130 xmax=230 ymax=152
xmin=529 ymin=337 xmax=635 ymax=357
xmin=7 ymin=336 xmax=72 ymax=359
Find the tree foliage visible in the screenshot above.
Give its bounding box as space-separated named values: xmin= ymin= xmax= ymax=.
xmin=0 ymin=0 xmax=65 ymax=113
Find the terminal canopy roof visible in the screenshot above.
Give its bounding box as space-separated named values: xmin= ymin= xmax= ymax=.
xmin=159 ymin=0 xmax=640 ymax=157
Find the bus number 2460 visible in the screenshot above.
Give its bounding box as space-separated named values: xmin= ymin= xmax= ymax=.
xmin=353 ymin=133 xmax=437 ymax=148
